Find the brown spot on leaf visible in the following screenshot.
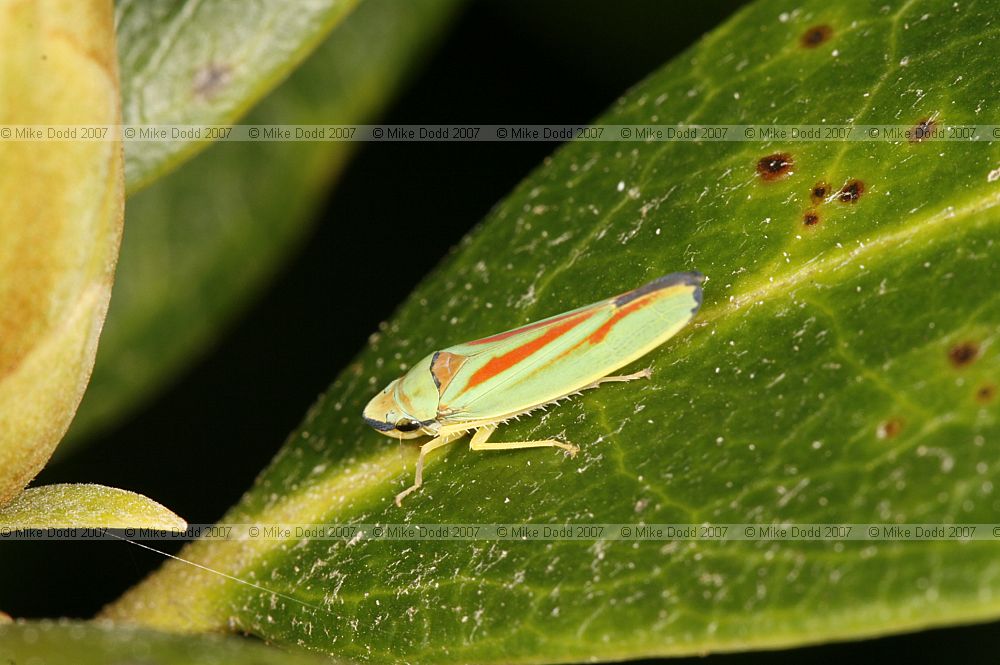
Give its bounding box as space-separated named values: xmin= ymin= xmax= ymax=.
xmin=757 ymin=153 xmax=794 ymax=181
xmin=192 ymin=62 xmax=232 ymax=100
xmin=877 ymin=418 xmax=904 ymax=439
xmin=810 ymin=182 xmax=830 ymax=204
xmin=837 ymin=179 xmax=865 ymax=203
xmin=976 ymin=383 xmax=997 ymax=404
xmin=949 ymin=341 xmax=980 ymax=367
xmin=803 ymin=211 xmax=821 ymax=226
xmin=910 ymin=117 xmax=936 ymax=142
xmin=801 ymin=25 xmax=833 ymax=48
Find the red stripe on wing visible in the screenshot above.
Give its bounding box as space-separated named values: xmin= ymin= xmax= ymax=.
xmin=587 ymin=296 xmax=652 ymax=344
xmin=466 ymin=308 xmax=589 ymax=346
xmin=465 ymin=311 xmax=595 ymax=389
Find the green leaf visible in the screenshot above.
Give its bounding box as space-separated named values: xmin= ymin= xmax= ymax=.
xmin=105 ymin=0 xmax=1000 ymax=661
xmin=64 ymin=0 xmax=460 ymax=448
xmin=0 ymin=621 xmax=336 ymax=665
xmin=0 ymin=484 xmax=185 ymax=530
xmin=117 ymin=0 xmax=359 ymax=192
xmin=0 ymin=0 xmax=124 ymax=505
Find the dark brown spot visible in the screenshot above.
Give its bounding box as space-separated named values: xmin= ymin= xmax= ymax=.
xmin=837 ymin=179 xmax=865 ymax=203
xmin=757 ymin=153 xmax=794 ymax=181
xmin=949 ymin=341 xmax=980 ymax=367
xmin=910 ymin=117 xmax=936 ymax=143
xmin=192 ymin=62 xmax=232 ymax=100
xmin=976 ymin=383 xmax=997 ymax=404
xmin=810 ymin=182 xmax=830 ymax=204
xmin=801 ymin=25 xmax=833 ymax=48
xmin=803 ymin=211 xmax=821 ymax=226
xmin=878 ymin=418 xmax=904 ymax=439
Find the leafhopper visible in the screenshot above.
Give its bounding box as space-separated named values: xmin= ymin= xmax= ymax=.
xmin=364 ymin=271 xmax=704 ymax=505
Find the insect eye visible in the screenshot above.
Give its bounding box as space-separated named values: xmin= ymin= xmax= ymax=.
xmin=395 ymin=419 xmax=421 ymax=432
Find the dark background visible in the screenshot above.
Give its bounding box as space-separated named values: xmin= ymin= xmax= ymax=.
xmin=4 ymin=1 xmax=999 ymax=662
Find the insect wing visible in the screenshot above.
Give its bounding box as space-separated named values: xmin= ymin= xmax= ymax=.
xmin=436 ymin=272 xmax=702 ymax=423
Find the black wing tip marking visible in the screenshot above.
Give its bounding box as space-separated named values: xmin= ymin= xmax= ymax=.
xmin=614 ymin=271 xmax=704 ymax=309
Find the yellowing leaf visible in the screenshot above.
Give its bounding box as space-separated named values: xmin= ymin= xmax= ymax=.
xmin=0 ymin=0 xmax=124 ymax=505
xmin=0 ymin=484 xmax=186 ymax=530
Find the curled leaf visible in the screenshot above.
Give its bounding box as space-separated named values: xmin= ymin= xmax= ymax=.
xmin=0 ymin=0 xmax=124 ymax=506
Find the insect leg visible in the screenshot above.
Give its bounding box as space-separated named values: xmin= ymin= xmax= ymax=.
xmin=468 ymin=423 xmax=579 ymax=456
xmin=395 ymin=431 xmax=465 ymax=506
xmin=580 ymin=366 xmax=652 ymax=391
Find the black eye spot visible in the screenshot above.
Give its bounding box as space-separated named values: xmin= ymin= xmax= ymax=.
xmin=801 ymin=25 xmax=833 ymax=48
xmin=837 ymin=179 xmax=865 ymax=203
xmin=395 ymin=420 xmax=421 ymax=432
xmin=757 ymin=153 xmax=794 ymax=181
xmin=803 ymin=211 xmax=821 ymax=226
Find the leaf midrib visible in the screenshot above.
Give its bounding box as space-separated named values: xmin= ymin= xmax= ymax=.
xmin=713 ymin=189 xmax=1000 ymax=326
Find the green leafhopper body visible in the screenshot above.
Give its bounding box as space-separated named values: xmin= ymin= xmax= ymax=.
xmin=364 ymin=271 xmax=704 ymax=504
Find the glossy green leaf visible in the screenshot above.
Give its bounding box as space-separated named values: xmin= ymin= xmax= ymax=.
xmin=0 ymin=621 xmax=335 ymax=665
xmin=0 ymin=485 xmax=185 ymax=530
xmin=117 ymin=0 xmax=358 ymax=192
xmin=105 ymin=0 xmax=1000 ymax=661
xmin=65 ymin=0 xmax=460 ymax=447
